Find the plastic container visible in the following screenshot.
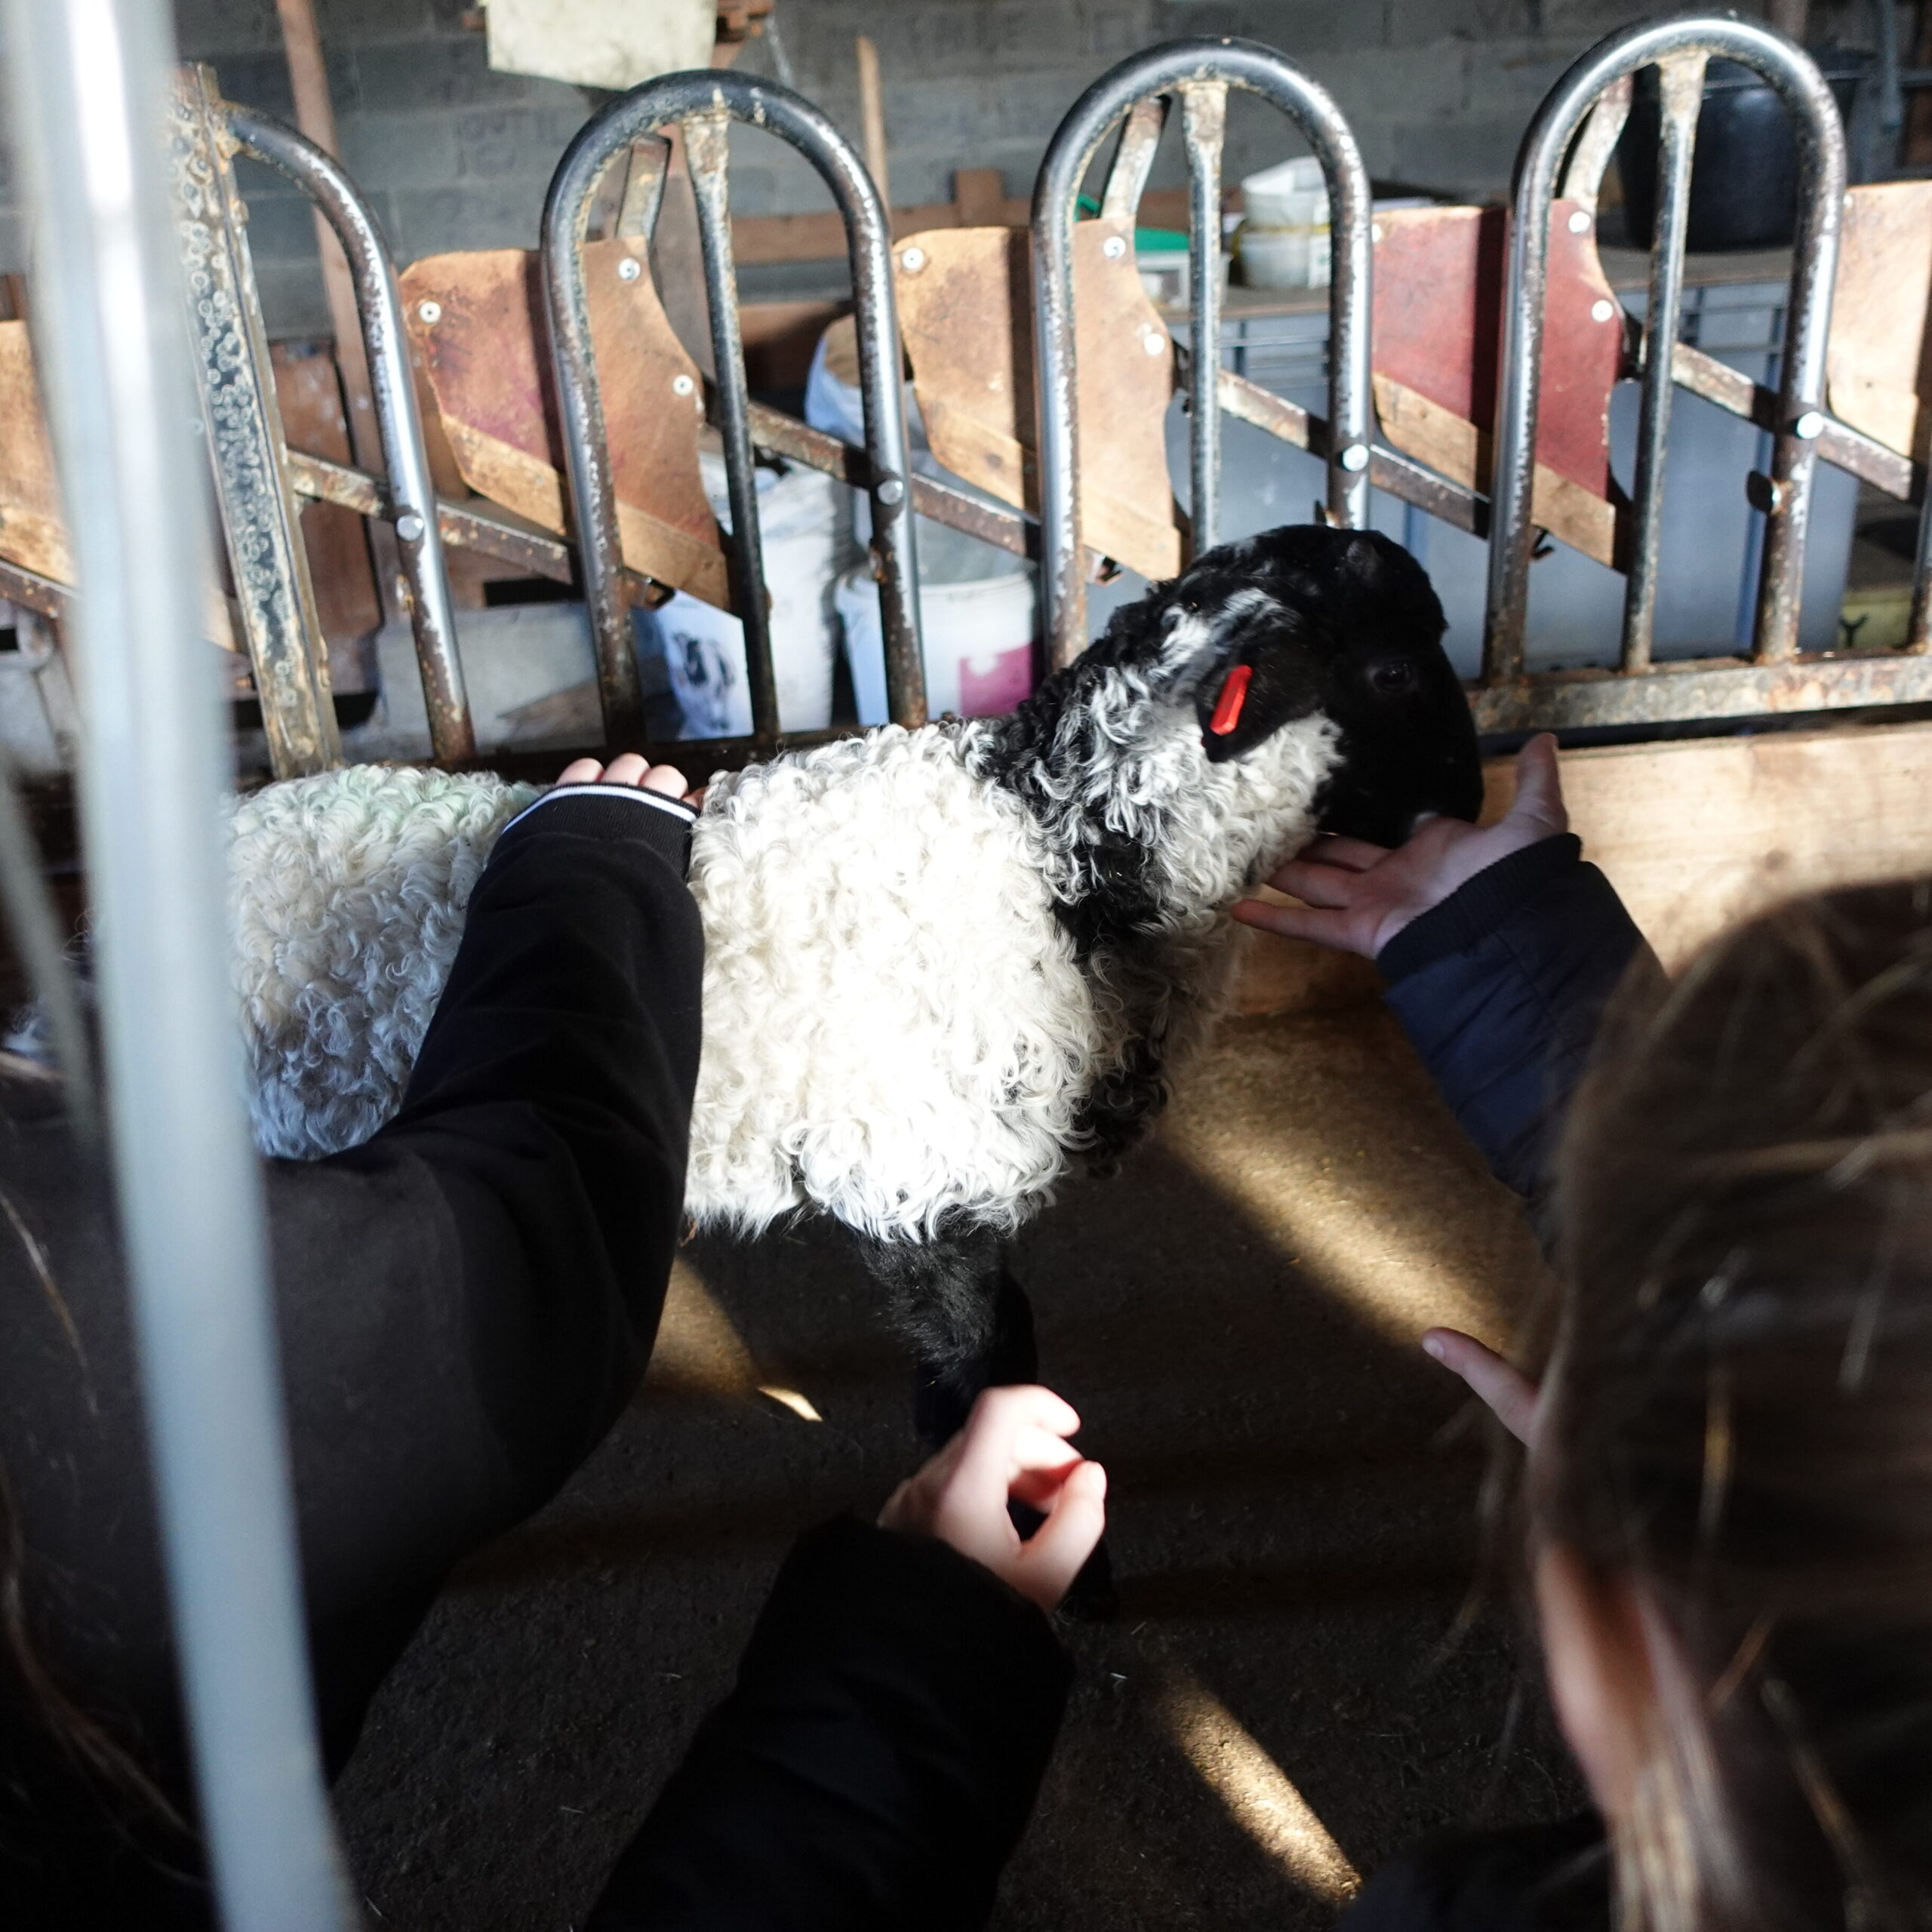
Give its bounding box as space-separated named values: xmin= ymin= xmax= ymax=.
xmin=641 ymin=451 xmax=840 ymax=739
xmin=836 ymin=565 xmax=1036 ymax=724
xmin=1618 ymin=56 xmax=1860 ymax=252
xmin=1238 ymin=155 xmax=1330 ymax=290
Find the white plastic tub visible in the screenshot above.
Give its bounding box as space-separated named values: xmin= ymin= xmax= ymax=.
xmin=643 ymin=451 xmax=841 ymax=739
xmin=837 ymin=565 xmax=1036 ymax=724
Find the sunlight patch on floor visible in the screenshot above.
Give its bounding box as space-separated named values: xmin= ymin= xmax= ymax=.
xmin=1162 ymin=1115 xmax=1509 ymax=1346
xmin=644 ymin=1259 xmax=763 ymax=1400
xmin=1152 ymin=1661 xmax=1361 ymax=1904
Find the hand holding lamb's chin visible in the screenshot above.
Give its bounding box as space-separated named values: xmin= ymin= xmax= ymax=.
xmin=555 ymin=753 xmax=695 ymax=801
xmin=1232 ymin=732 xmax=1566 ymax=961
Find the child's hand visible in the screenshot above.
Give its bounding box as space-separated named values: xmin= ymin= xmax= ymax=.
xmin=879 ymin=1385 xmax=1107 ymax=1612
xmin=1235 ymin=734 xmax=1566 ymax=960
xmin=1423 ymin=1328 xmax=1541 ymax=1444
xmin=557 ymin=753 xmax=698 ymax=804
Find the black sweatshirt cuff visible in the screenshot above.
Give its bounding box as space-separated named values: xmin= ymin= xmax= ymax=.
xmin=494 ymin=785 xmax=699 ymax=879
xmin=1376 ymin=834 xmax=1583 ymax=985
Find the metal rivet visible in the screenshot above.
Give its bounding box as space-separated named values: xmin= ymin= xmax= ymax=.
xmin=617 ymin=256 xmax=642 ymax=281
xmin=1590 ymin=297 xmax=1616 ymax=324
xmin=417 ymin=299 xmax=442 ymax=325
xmin=875 ymin=477 xmax=905 ymax=506
xmin=1338 ymin=442 xmax=1370 ymax=474
xmin=1793 ymin=409 xmax=1826 ymax=440
xmin=1143 ymin=331 xmax=1165 ymax=355
xmin=899 ymin=245 xmax=925 ymax=272
xmin=672 ymin=373 xmax=695 ymax=397
xmin=394 ymin=512 xmax=425 ymax=543
xmin=1568 ymin=209 xmax=1592 ymax=234
xmin=1102 ymin=234 xmax=1126 ymax=259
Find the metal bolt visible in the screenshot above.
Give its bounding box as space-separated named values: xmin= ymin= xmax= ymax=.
xmin=672 ymin=373 xmax=695 ymax=397
xmin=417 ymin=299 xmax=441 ymax=325
xmin=1793 ymin=409 xmax=1826 ymax=441
xmin=1143 ymin=330 xmax=1165 ymax=356
xmin=875 ymin=477 xmax=905 ymax=506
xmin=900 ymin=245 xmax=926 ymax=273
xmin=617 ymin=256 xmax=642 ymax=281
xmin=1590 ymin=297 xmax=1615 ymax=324
xmin=1102 ymin=234 xmax=1126 ymax=259
xmin=1568 ymin=209 xmax=1592 ymax=234
xmin=394 ymin=512 xmax=425 ymax=543
xmin=1337 ymin=441 xmax=1370 ymax=474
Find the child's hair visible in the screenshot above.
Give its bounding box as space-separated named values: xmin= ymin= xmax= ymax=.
xmin=1537 ymin=878 xmax=1932 ymax=1932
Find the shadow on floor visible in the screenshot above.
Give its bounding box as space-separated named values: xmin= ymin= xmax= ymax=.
xmin=333 ymin=998 xmax=1584 ymax=1930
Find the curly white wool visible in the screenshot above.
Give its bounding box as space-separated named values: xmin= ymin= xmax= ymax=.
xmin=229 ymin=706 xmax=1338 ymax=1240
xmin=687 ymin=728 xmax=1097 ymax=1238
xmin=231 ymin=764 xmax=537 ymax=1160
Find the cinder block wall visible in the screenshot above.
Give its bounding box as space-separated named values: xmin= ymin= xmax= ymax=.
xmin=0 ymin=2 xmax=1872 ymax=335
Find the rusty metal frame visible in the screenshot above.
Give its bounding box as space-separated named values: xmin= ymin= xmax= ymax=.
xmin=171 ymin=65 xmax=340 ymax=779
xmin=1484 ymin=11 xmax=1847 ymax=706
xmin=541 ymin=69 xmax=925 ymax=749
xmin=1031 ymin=37 xmax=1375 ymax=663
xmin=226 ymin=104 xmax=475 ymax=761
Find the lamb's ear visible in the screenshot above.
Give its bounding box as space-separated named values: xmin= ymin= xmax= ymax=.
xmin=1195 ymin=613 xmax=1324 ymax=764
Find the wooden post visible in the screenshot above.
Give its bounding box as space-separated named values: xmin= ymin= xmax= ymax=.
xmin=856 ymin=34 xmax=891 ymax=212
xmin=1767 ymin=0 xmax=1810 ymax=42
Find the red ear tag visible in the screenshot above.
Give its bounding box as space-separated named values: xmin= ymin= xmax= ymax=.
xmin=1208 ymin=662 xmax=1252 ymax=736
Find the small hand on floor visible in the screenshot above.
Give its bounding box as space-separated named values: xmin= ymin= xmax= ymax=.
xmin=881 ymin=1385 xmax=1108 ymax=1613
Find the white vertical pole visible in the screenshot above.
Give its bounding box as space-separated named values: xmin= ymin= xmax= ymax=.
xmin=0 ymin=2 xmax=355 ymax=1926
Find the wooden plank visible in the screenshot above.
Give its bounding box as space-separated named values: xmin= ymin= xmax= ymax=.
xmin=894 ymin=221 xmax=1183 ymax=581
xmin=728 ymin=186 xmax=1196 ymax=266
xmin=1235 ymin=721 xmax=1932 ymax=1014
xmin=401 ymin=238 xmax=729 ymax=607
xmin=0 ymin=320 xmax=70 ymax=586
xmin=1826 ymin=180 xmax=1932 ymax=462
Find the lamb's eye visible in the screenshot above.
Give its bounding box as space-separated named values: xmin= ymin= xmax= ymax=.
xmin=1367 ymin=658 xmax=1417 ymax=696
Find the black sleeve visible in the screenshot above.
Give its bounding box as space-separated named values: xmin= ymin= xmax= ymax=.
xmin=264 ymin=787 xmax=706 ymax=1763
xmin=1375 ymin=835 xmax=1658 ymax=1208
xmin=587 ymin=1516 xmax=1074 ymax=1932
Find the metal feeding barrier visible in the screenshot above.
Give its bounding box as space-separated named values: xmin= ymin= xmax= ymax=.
xmin=1033 ymin=20 xmax=1932 ymax=735
xmin=541 ymin=68 xmax=936 ymax=746
xmin=1031 ymin=36 xmax=1374 ymax=666
xmin=0 ymin=2 xmax=355 ymax=1928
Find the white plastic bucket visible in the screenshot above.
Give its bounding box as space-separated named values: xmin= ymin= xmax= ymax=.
xmin=836 ymin=565 xmax=1037 ymax=724
xmin=647 ymin=453 xmax=840 ymax=739
xmin=1241 ymin=155 xmax=1324 ymax=226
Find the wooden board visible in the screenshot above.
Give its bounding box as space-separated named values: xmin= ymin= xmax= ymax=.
xmin=401 ymin=238 xmax=730 ymax=608
xmin=1373 ymin=203 xmax=1624 ymax=566
xmin=269 ymin=341 xmax=381 ymax=690
xmin=1235 ymin=721 xmax=1932 ymax=1014
xmin=0 ymin=320 xmax=71 ymax=585
xmin=1826 ymin=180 xmax=1932 ymax=463
xmin=894 ymin=220 xmax=1183 ymax=582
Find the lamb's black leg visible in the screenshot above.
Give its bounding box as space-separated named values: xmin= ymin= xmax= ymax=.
xmin=862 ymin=1230 xmax=1116 ymax=1620
xmin=913 ymin=1266 xmax=1038 ymax=1451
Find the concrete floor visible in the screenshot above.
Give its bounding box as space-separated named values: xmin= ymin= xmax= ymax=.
xmin=333 ymin=992 xmax=1585 ymax=1930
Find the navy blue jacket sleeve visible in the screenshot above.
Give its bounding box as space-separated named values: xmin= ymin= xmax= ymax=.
xmin=1376 ymin=835 xmax=1657 ymax=1208
xmin=587 ymin=1516 xmax=1073 ymax=1932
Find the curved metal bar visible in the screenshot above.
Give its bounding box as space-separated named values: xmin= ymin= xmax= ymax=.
xmin=1032 ymin=36 xmax=1373 ymax=663
xmin=229 ymin=105 xmax=475 ymax=761
xmin=1484 ymin=15 xmax=1846 ymax=682
xmin=2 ymin=11 xmax=352 ymax=1929
xmin=543 ymin=69 xmax=924 ymax=745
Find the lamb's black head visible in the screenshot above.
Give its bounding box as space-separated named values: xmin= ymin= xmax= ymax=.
xmin=1164 ymin=525 xmax=1483 ymax=846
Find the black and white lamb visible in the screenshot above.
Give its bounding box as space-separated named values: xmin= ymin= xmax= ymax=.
xmin=229 ymin=526 xmax=1481 ymax=1435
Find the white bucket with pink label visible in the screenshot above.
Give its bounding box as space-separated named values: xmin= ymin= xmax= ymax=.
xmin=835 ymin=565 xmax=1037 ymax=724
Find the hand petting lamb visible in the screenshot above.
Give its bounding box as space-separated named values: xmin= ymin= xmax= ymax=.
xmin=230 ymin=525 xmax=1481 ymax=1439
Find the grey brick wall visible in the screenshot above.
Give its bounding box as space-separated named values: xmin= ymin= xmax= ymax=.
xmin=0 ymin=1 xmax=1875 ymax=334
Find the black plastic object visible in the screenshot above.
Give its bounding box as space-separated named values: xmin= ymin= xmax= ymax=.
xmin=1618 ymin=57 xmax=1854 ymax=253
